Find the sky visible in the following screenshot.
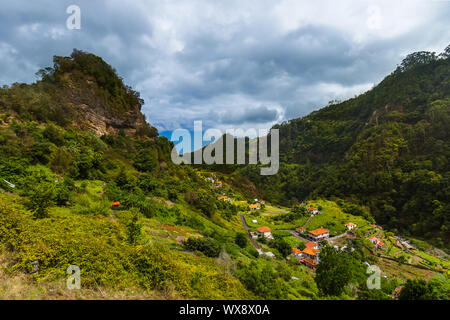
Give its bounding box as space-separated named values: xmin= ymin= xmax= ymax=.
xmin=0 ymin=0 xmax=449 ymax=138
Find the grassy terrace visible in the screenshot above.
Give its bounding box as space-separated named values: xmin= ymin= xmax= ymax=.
xmin=243 ymin=199 xmax=372 ymax=237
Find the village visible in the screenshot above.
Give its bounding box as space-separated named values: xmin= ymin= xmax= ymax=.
xmin=206 ymin=174 xmax=450 ymax=298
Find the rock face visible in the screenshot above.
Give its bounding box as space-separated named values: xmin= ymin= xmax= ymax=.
xmin=39 ymin=50 xmax=157 ymax=138
xmin=74 ymin=103 xmax=148 ymax=137
xmin=57 ymin=72 xmax=155 ymax=137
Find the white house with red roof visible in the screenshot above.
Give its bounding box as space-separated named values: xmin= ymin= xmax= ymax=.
xmin=256 ymin=226 xmax=273 ymax=240
xmin=305 ymin=241 xmax=319 ymax=250
xmin=368 ymin=236 xmax=384 ymax=249
xmin=345 ymin=222 xmax=357 ymax=230
xmin=308 ymin=228 xmax=329 ymax=241
xmin=297 ymin=247 xmax=321 ymax=270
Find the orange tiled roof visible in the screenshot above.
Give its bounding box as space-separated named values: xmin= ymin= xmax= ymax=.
xmin=308 ymin=207 xmax=318 ymax=211
xmin=218 ymin=196 xmax=227 ymax=200
xmin=292 ymin=248 xmax=301 ymax=255
xmin=249 ymin=204 xmax=258 ymax=209
xmin=257 ymin=226 xmax=271 ymax=233
xmin=296 ymin=227 xmax=306 ymax=231
xmin=346 ymin=222 xmax=356 ymax=226
xmin=305 ymin=242 xmax=317 ymax=248
xmin=112 ymin=202 xmax=120 ymax=206
xmin=309 ymin=228 xmax=329 ymax=236
xmin=302 ymin=247 xmax=319 ymax=256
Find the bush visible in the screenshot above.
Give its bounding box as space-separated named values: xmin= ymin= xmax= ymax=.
xmin=235 ymin=232 xmax=249 ymax=248
xmin=183 ymin=237 xmax=222 ymax=258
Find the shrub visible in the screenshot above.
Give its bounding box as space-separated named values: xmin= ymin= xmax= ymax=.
xmin=183 ymin=237 xmax=221 ymax=258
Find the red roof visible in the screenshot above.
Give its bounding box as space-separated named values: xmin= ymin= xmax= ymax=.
xmin=257 ymin=226 xmax=271 ymax=233
xmin=112 ymin=202 xmax=120 ymax=206
xmin=302 ymin=247 xmax=319 ymax=256
xmin=305 ymin=242 xmax=318 ymax=248
xmin=302 ymin=257 xmax=316 ymax=267
xmin=292 ymin=248 xmax=301 ymax=255
xmin=309 ymin=228 xmax=329 ymax=236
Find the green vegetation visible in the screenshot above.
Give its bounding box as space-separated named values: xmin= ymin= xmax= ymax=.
xmin=236 ymin=45 xmax=450 ymax=251
xmin=0 ymin=48 xmax=448 ymax=300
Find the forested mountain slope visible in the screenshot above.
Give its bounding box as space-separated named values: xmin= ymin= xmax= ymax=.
xmin=238 ymin=46 xmax=450 ymax=250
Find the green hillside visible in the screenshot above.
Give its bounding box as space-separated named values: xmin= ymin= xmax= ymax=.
xmin=0 ymin=49 xmax=448 ymax=300
xmin=237 ymin=46 xmax=450 ymax=251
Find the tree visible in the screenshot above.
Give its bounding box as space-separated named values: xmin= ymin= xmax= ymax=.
xmin=235 ymin=232 xmax=249 ymax=248
xmin=274 ymin=239 xmax=291 ymax=258
xmin=27 ymin=181 xmax=56 ymax=219
xmin=184 ymin=237 xmax=221 ymax=258
xmin=399 ymin=279 xmax=434 ymax=300
xmin=315 ymin=246 xmax=352 ymax=296
xmin=126 ymin=214 xmax=142 ymax=245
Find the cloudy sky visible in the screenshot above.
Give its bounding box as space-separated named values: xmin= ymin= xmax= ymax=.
xmin=0 ymin=0 xmax=449 ymax=137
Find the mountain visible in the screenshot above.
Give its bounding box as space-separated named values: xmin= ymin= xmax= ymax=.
xmin=0 ymin=49 xmax=448 ymax=300
xmin=237 ymin=46 xmax=450 ymax=250
xmin=0 ymin=49 xmax=157 ymax=137
xmin=0 ymin=50 xmax=321 ymax=300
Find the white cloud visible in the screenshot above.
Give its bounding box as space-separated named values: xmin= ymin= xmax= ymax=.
xmin=0 ymin=0 xmax=448 ymax=134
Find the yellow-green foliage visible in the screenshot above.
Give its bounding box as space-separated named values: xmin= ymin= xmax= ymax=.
xmin=0 ymin=194 xmax=253 ymax=299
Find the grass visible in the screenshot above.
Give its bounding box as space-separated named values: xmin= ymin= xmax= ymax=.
xmin=304 ymin=200 xmax=371 ymax=236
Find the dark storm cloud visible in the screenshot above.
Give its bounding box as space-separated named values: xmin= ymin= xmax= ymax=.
xmin=0 ymin=0 xmax=448 ymax=133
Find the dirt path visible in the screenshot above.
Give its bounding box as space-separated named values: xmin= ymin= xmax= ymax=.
xmin=302 ymin=215 xmax=314 ymax=228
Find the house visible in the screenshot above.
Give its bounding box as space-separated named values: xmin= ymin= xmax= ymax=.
xmin=345 ymin=222 xmax=357 ymax=230
xmin=368 ymin=236 xmax=384 ymax=249
xmin=258 ymin=199 xmax=266 ymax=205
xmin=305 ymin=241 xmax=319 ymax=250
xmin=249 ymin=203 xmax=260 ymax=210
xmin=292 ymin=247 xmax=302 ymax=257
xmin=301 ymin=247 xmax=320 ymax=261
xmin=111 ymin=202 xmax=120 ymax=210
xmin=302 ymin=257 xmax=317 ymax=270
xmin=256 ymin=226 xmax=273 ymax=240
xmin=296 ymin=227 xmax=306 ymax=234
xmin=213 ymin=180 xmax=222 ymax=188
xmin=252 ymin=219 xmax=258 ymax=224
xmin=394 ymin=286 xmax=403 ymax=299
xmin=308 ymin=207 xmax=319 ymax=215
xmin=217 ymin=196 xmax=230 ymax=201
xmin=308 ymin=228 xmax=329 ymax=241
